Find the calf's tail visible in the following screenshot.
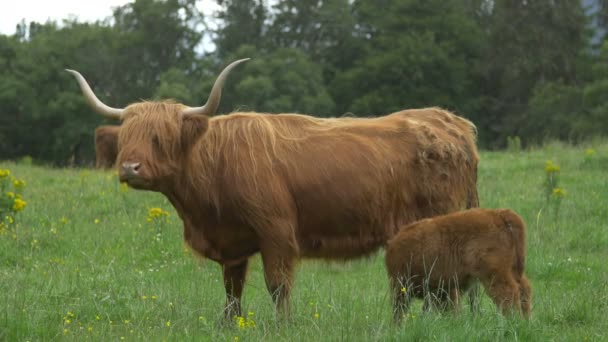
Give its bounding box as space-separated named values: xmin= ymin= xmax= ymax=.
xmin=498 ymin=209 xmax=527 ymax=277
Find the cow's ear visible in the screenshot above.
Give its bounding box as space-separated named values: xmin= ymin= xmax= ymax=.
xmin=181 ymin=115 xmax=209 ymax=150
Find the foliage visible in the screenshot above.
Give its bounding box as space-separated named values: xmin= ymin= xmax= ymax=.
xmin=506 ymin=136 xmax=521 ymax=153
xmin=543 ymin=160 xmax=566 ymax=219
xmin=331 ymin=0 xmax=484 ymax=117
xmin=0 ymin=168 xmax=27 ymax=231
xmin=221 ymin=45 xmax=335 ymax=115
xmin=472 ymin=0 xmax=589 ymax=147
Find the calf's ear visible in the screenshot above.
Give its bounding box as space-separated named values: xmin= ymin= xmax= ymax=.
xmin=181 ymin=115 xmax=210 ymax=151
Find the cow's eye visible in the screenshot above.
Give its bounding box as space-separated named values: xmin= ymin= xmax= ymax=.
xmin=152 ymin=135 xmax=161 ymax=151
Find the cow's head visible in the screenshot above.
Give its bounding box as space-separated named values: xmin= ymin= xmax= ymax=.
xmin=67 ymin=59 xmax=249 ymax=191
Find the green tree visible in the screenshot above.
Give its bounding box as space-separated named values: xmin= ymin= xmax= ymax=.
xmin=475 ymin=0 xmax=589 ymax=146
xmin=111 ymin=0 xmax=203 ymax=105
xmin=219 ymin=45 xmax=335 ymax=115
xmin=10 ymin=21 xmax=121 ymax=165
xmin=331 ymin=0 xmax=483 ymax=117
xmin=214 ymin=0 xmax=268 ymax=57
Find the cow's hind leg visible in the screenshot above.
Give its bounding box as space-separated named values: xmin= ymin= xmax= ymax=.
xmin=222 ymin=259 xmax=249 ymax=320
xmin=259 ymin=227 xmax=298 ymax=318
xmin=261 ymin=250 xmax=295 ymax=317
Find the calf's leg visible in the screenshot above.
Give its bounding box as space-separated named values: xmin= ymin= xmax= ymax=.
xmin=468 ymin=282 xmax=481 ymax=313
xmin=391 ymin=277 xmax=412 ymax=323
xmin=519 ymin=274 xmax=532 ymax=318
xmin=449 ymin=287 xmax=462 ymax=314
xmin=482 ymin=273 xmax=521 ymax=316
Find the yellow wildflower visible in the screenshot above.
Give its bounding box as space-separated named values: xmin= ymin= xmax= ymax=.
xmin=552 ymin=188 xmax=567 ymax=198
xmin=13 ymin=179 xmax=26 ymax=190
xmin=63 ymin=328 xmax=69 ymax=335
xmin=236 ymin=316 xmax=245 ymax=328
xmin=235 ymin=315 xmax=256 ymax=329
xmin=12 ymin=198 xmax=26 ymax=212
xmin=401 ymin=287 xmax=407 ymax=293
xmin=0 ymin=169 xmax=10 ymax=178
xmin=166 ymin=320 xmax=171 ymax=327
xmin=60 ymin=217 xmax=69 ymax=224
xmin=148 ymin=207 xmax=170 ymax=220
xmin=6 ymin=191 xmax=14 ymax=198
xmin=87 ymin=326 xmax=93 ymax=332
xmin=585 ymin=148 xmax=596 ymax=156
xmin=314 ymin=312 xmax=320 ymax=319
xmin=141 ymin=295 xmax=148 ymax=300
xmin=544 ymin=160 xmax=560 ymax=174
xmin=94 ymin=219 xmax=100 ymax=224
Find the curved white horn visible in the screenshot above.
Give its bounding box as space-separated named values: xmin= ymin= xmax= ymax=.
xmin=182 ymin=58 xmax=250 ymax=116
xmin=66 ymin=69 xmax=124 ymax=120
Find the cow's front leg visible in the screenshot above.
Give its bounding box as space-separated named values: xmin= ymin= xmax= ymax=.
xmin=222 ymin=259 xmax=249 ymax=320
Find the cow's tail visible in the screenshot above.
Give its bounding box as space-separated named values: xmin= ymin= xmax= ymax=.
xmin=464 ymin=118 xmax=479 ymax=209
xmin=498 ymin=209 xmax=527 ymax=277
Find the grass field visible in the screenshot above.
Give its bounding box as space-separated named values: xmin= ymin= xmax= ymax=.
xmin=1 ymin=142 xmax=607 ymax=341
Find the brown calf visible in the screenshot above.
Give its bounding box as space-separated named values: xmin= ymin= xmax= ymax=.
xmin=385 ymin=208 xmax=531 ymax=321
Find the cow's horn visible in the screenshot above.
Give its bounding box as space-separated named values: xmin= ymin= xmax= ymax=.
xmin=182 ymin=58 xmax=250 ymax=116
xmin=65 ymin=69 xmax=124 ymax=120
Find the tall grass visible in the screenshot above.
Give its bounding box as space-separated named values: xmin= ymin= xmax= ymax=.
xmin=1 ymin=143 xmax=607 ymax=341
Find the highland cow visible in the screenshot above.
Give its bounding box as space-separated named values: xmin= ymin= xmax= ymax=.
xmin=66 ymin=58 xmax=480 ymax=318
xmin=385 ymin=208 xmax=532 ymax=322
xmin=94 ymin=125 xmax=120 ymax=169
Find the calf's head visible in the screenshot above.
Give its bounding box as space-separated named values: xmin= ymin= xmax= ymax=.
xmin=67 ymin=59 xmax=248 ymax=191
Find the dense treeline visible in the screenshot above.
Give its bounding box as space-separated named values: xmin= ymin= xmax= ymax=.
xmin=0 ymin=0 xmax=607 ymax=165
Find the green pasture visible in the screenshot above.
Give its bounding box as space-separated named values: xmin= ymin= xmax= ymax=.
xmin=1 ymin=143 xmax=607 ymax=341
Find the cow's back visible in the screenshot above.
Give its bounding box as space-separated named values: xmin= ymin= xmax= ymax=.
xmin=200 ymin=109 xmax=478 ymax=260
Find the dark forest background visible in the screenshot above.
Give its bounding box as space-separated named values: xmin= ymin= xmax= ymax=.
xmin=1 ymin=0 xmax=608 ymax=165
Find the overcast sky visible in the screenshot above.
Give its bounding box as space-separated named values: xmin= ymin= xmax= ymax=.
xmin=0 ymin=0 xmax=220 ymax=35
